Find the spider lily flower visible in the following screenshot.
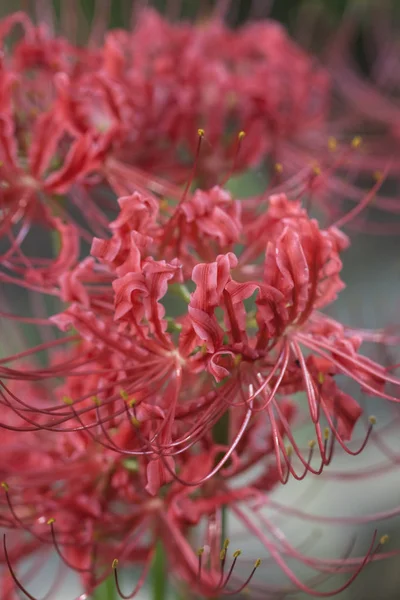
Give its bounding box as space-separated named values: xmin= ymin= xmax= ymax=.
xmin=98 ymin=7 xmax=332 ymax=196
xmin=0 ymin=428 xmax=396 ymax=600
xmin=0 ymin=3 xmax=387 ymax=294
xmin=52 ymin=6 xmax=331 ymax=186
xmin=0 ymin=5 xmax=399 ymax=599
xmin=0 ymin=150 xmax=398 ymax=600
xmin=0 ymin=16 xmax=109 ymax=285
xmin=0 ymin=6 xmax=332 ymax=220
xmin=0 ymin=377 xmax=396 ymax=600
xmin=1 ymin=186 xmax=398 ymax=490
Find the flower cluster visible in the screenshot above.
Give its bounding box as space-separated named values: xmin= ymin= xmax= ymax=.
xmin=0 ymin=4 xmax=399 ymax=600
xmin=0 ymin=7 xmax=333 ymax=287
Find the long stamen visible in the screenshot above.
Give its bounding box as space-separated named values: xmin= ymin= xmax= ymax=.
xmin=197 ymin=547 xmax=204 ymax=581
xmin=152 ymin=401 xmax=253 ymax=486
xmin=236 ymin=501 xmax=390 ymax=596
xmin=332 ymin=166 xmax=388 ymax=229
xmin=47 ymin=519 xmax=92 ymax=573
xmin=220 ymin=131 xmax=246 ymax=185
xmin=224 ymin=558 xmax=262 ymax=596
xmin=217 ymin=538 xmax=230 ymax=587
xmin=1 ymin=482 xmax=52 ymax=544
xmin=182 ymin=128 xmax=205 ymax=204
xmin=222 ymin=549 xmax=241 ymax=588
xmin=112 ymin=552 xmax=153 ymax=599
xmin=2 ymin=534 xmax=40 ymax=600
xmin=159 ymin=128 xmax=205 ymax=252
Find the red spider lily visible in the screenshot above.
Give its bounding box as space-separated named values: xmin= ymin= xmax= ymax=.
xmin=0 ymin=5 xmax=335 ymax=291
xmin=1 ymin=186 xmax=398 ymax=489
xmin=97 ymin=7 xmax=331 ymax=190
xmin=0 ymin=16 xmax=108 ymax=284
xmin=183 ymin=193 xmax=400 ymax=471
xmin=1 ymin=7 xmax=332 ymax=194
xmin=0 ymin=162 xmax=399 ymax=600
xmin=0 ymin=3 xmax=390 ymax=295
xmin=0 ymin=375 xmax=396 ymax=600
xmin=0 ymin=5 xmax=400 ymax=599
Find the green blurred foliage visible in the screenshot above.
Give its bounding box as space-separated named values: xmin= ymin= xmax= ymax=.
xmin=53 ymin=0 xmax=355 ymax=30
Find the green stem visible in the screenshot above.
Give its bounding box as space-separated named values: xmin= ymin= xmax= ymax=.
xmin=212 ymin=411 xmax=230 ymax=545
xmin=209 ymin=412 xmax=230 ymax=600
xmin=92 ymin=574 xmax=117 ymax=600
xmin=151 ymin=541 xmax=168 ymax=600
xmin=170 ymin=283 xmax=191 ymax=303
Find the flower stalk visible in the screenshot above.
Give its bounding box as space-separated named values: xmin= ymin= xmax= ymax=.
xmin=92 ymin=575 xmax=117 ymax=600
xmin=151 ymin=542 xmax=169 ymax=600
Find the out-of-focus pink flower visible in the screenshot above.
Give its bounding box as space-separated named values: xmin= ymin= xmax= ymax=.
xmin=319 ymin=3 xmax=400 ymax=229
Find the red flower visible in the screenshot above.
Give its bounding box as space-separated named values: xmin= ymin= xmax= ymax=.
xmin=0 ymin=8 xmax=398 ymax=599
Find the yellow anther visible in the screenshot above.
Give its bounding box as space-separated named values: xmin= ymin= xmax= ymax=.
xmin=254 ymin=558 xmax=262 ymax=568
xmin=323 ymin=427 xmax=330 ymax=441
xmin=123 ymin=458 xmax=138 ymax=472
xmin=120 ymin=390 xmax=129 ymax=400
xmin=0 ymin=160 xmax=3 ymax=167
xmin=197 ymin=547 xmax=205 ymax=556
xmin=380 ymin=534 xmax=389 ymax=545
xmin=92 ymin=396 xmax=100 ymax=406
xmin=233 ymin=354 xmax=242 ymax=367
xmin=62 ymin=395 xmax=73 ymax=405
xmin=351 ymin=136 xmax=362 ymax=149
xmin=312 ymin=163 xmax=321 ymax=176
xmin=220 ymin=548 xmax=227 ymax=561
xmin=328 ymin=137 xmax=337 ymax=152
xmin=238 ymin=130 xmax=246 ymax=140
xmin=1 ymin=482 xmax=9 ymax=492
xmin=373 ymin=170 xmax=383 ymax=182
xmin=308 ymin=440 xmax=316 ymax=449
xmin=317 ymin=372 xmax=325 ymax=385
xmin=47 ymin=518 xmax=55 ymax=525
xmin=112 ymin=558 xmax=119 ymax=569
xmin=131 ymin=417 xmax=141 ymax=428
xmin=274 ymin=162 xmax=283 ymax=173
xmin=368 ymin=415 xmax=377 ymax=426
xmin=247 ymin=317 xmax=257 ymax=329
xmin=286 ymin=445 xmax=293 ymax=457
xmin=197 ymin=128 xmax=205 ymax=137
xmin=160 ymin=199 xmax=169 ymax=211
xmin=129 ymin=398 xmax=137 ymax=408
xmin=233 ymin=549 xmax=242 ymax=558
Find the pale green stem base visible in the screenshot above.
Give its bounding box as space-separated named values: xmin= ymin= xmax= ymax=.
xmin=92 ymin=574 xmax=117 ymax=600
xmin=151 ymin=541 xmax=168 ymax=600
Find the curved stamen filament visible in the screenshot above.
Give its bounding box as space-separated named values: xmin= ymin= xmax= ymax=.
xmin=234 ymin=504 xmax=385 ymax=597
xmin=112 ymin=551 xmax=153 ymax=600
xmin=136 ymin=399 xmax=253 ymax=487
xmin=331 ymin=165 xmax=388 ymax=229
xmin=3 ymin=534 xmax=42 ymax=600
xmin=47 ymin=519 xmax=92 ymax=573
